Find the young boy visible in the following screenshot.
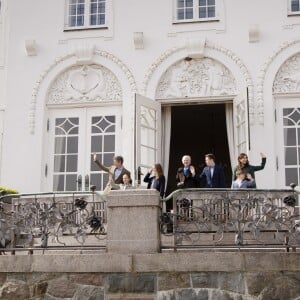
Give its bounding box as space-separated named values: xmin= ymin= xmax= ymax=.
xmin=231 ymin=169 xmax=256 ymax=189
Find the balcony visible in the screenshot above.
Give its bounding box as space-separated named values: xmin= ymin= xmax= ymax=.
xmin=0 ymin=188 xmax=299 ymax=254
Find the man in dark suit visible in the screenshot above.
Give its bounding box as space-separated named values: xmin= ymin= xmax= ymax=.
xmin=176 ymin=155 xmax=198 ymax=188
xmin=200 ymin=153 xmax=225 ymax=188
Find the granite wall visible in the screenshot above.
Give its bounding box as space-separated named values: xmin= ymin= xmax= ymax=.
xmin=0 ymin=253 xmax=300 ymax=300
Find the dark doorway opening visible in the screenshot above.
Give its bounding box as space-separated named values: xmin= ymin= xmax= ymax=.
xmin=166 ymin=103 xmax=232 ymax=196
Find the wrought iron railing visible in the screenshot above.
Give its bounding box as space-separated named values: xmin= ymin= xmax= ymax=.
xmin=0 ymin=191 xmax=107 ymax=253
xmin=160 ymin=188 xmax=300 ymax=250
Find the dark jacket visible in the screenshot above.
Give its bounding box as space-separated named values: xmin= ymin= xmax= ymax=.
xmin=232 ymin=157 xmax=266 ymax=183
xmin=176 ymin=166 xmax=198 ymax=188
xmin=144 ymin=173 xmax=166 ymax=198
xmin=200 ymin=165 xmax=225 ymax=188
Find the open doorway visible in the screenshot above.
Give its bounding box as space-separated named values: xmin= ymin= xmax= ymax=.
xmin=166 ymin=103 xmax=232 ymax=195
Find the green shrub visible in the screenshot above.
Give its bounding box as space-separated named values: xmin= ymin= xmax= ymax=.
xmin=0 ymin=186 xmax=19 ymax=195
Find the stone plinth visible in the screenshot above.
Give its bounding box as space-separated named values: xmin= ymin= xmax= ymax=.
xmin=106 ymin=190 xmax=161 ymax=254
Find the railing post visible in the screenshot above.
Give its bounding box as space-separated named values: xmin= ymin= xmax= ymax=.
xmin=106 ymin=190 xmax=161 ymax=254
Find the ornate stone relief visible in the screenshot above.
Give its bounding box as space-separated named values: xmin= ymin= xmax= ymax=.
xmin=29 ymin=49 xmax=137 ymax=134
xmin=156 ymin=58 xmax=236 ymax=99
xmin=142 ymin=41 xmax=255 ymax=123
xmin=273 ymin=53 xmax=300 ymax=94
xmin=47 ymin=64 xmax=122 ymax=104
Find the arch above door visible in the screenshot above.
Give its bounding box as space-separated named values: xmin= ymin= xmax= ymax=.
xmin=141 ymin=40 xmax=255 ymax=124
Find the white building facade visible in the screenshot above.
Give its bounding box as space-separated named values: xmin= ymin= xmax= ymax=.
xmin=1 ymin=0 xmax=300 ymax=193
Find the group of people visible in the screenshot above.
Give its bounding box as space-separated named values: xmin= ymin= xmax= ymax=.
xmin=92 ymin=151 xmax=267 ymax=197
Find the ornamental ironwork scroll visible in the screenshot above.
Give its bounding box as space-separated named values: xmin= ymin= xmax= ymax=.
xmin=160 ymin=189 xmax=300 ymax=249
xmin=0 ymin=193 xmax=107 ymax=252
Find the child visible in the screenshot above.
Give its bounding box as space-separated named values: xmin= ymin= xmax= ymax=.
xmin=231 ymin=169 xmax=256 ymax=189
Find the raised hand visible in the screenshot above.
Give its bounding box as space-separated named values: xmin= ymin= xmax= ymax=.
xmin=190 ymin=165 xmax=196 ymax=176
xmin=92 ymin=152 xmax=97 ymax=161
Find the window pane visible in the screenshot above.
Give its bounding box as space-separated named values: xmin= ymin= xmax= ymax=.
xmin=104 ymin=153 xmax=114 ymax=167
xmin=91 ymin=3 xmax=97 ymax=13
xmin=104 ymin=135 xmax=115 ymax=152
xmin=55 ymin=137 xmax=66 ymax=154
xmin=141 ymin=146 xmax=155 ymax=166
xmin=90 ymin=173 xmax=102 ymax=190
xmin=291 ymin=0 xmax=300 ymax=11
xmin=199 ymin=7 xmax=207 ymax=18
xmin=77 ymin=15 xmax=84 ymax=26
xmin=99 ymin=2 xmax=105 ymax=13
xmin=208 ymin=0 xmax=215 ymax=5
xmin=284 ymin=128 xmax=297 ymax=146
xmin=186 ymin=8 xmax=193 ymax=19
xmin=91 ymin=136 xmax=103 ymax=152
xmin=199 ymin=0 xmax=206 ymax=6
xmin=65 ymin=175 xmax=77 ymax=191
xmin=285 ymin=168 xmax=298 ymax=186
xmin=69 ymin=5 xmax=77 ymax=15
xmin=54 ymin=155 xmax=65 ymax=172
xmin=90 ymin=14 xmax=97 ymax=25
xmin=67 ymin=136 xmax=78 ymax=154
xmin=177 ymin=9 xmax=185 ymax=20
xmin=53 ymin=175 xmax=65 ymax=191
xmin=178 ymin=0 xmax=184 ymax=8
xmin=186 ymin=0 xmax=193 ymax=7
xmin=78 ymin=4 xmax=85 ymax=14
xmin=208 ymin=6 xmax=215 ymax=17
xmin=99 ymin=14 xmax=105 ymax=24
xmin=66 ymin=155 xmax=78 ymax=172
xmin=103 ymin=173 xmax=109 ymax=188
xmin=285 ymin=147 xmax=297 ymax=165
xmin=141 ymin=127 xmax=156 ymax=148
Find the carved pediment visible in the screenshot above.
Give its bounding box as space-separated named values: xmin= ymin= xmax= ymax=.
xmin=155 ymin=58 xmax=236 ymax=99
xmin=47 ymin=64 xmax=122 ymax=104
xmin=273 ymin=53 xmax=300 ymax=94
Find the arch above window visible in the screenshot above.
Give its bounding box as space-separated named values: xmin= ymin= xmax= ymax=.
xmin=273 ymin=53 xmax=300 ymax=94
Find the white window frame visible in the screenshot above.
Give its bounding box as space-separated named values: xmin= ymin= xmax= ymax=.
xmin=64 ymin=0 xmax=109 ymax=31
xmin=287 ymin=0 xmax=300 ymax=16
xmin=173 ymin=0 xmax=219 ymax=24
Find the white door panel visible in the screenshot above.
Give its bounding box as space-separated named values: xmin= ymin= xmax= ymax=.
xmin=45 ymin=106 xmax=121 ymax=192
xmin=276 ymin=99 xmax=300 ymax=188
xmin=135 ymin=94 xmax=161 ymax=185
xmin=233 ymin=90 xmax=249 ymax=157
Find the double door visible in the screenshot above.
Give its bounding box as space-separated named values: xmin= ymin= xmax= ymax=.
xmin=276 ymin=98 xmax=300 ymax=187
xmin=46 ymin=107 xmax=121 ymax=192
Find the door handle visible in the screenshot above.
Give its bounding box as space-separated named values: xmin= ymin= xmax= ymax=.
xmin=137 ymin=166 xmax=143 ymax=185
xmin=77 ymin=175 xmax=82 ymax=191
xmin=85 ymin=174 xmax=90 ymax=191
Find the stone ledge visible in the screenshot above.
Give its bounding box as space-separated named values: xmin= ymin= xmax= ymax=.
xmin=106 ymin=190 xmax=161 ymax=208
xmin=133 ymin=252 xmax=300 ymax=272
xmin=0 ymin=252 xmax=299 ymax=273
xmin=0 ymin=254 xmax=132 ymax=273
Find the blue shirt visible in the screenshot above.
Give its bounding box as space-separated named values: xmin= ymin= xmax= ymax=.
xmin=114 ymin=167 xmax=123 ymax=180
xmin=183 ymin=166 xmax=189 ymax=176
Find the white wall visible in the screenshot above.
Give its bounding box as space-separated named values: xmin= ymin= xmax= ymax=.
xmin=1 ymin=0 xmax=300 ymax=192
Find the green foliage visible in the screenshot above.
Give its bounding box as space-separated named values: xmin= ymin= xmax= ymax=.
xmin=0 ymin=186 xmax=19 ymax=195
